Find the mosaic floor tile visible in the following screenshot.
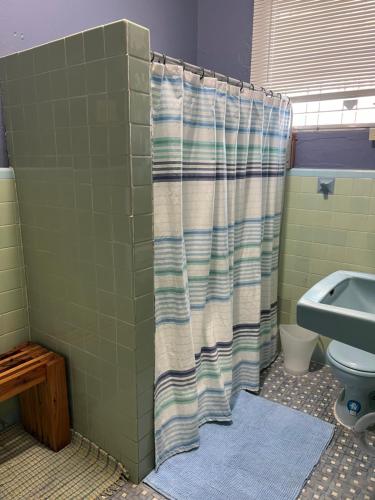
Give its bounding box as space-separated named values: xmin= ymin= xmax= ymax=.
xmin=107 ymin=356 xmax=375 ymax=500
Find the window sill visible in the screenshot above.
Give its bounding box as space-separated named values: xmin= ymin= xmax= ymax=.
xmin=288 ymin=168 xmax=375 ymax=179
xmin=0 ymin=167 xmax=14 ymax=179
xmin=293 ymin=123 xmax=375 ymax=132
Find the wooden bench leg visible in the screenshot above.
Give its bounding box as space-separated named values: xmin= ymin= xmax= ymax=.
xmin=20 ymin=355 xmax=71 ymax=451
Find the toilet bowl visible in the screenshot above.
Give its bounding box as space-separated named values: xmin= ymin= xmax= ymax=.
xmin=327 ymin=340 xmax=375 ymax=429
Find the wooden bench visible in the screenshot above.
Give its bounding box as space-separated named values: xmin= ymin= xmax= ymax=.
xmin=0 ymin=342 xmax=70 ymax=451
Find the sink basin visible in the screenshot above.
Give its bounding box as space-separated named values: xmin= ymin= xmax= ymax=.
xmin=297 ymin=271 xmax=375 ymax=355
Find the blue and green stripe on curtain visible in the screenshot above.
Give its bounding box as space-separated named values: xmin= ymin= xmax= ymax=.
xmin=152 ymin=63 xmax=292 ymax=468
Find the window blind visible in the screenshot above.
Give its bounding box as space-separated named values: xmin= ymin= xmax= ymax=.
xmin=251 ymin=0 xmax=375 ymax=99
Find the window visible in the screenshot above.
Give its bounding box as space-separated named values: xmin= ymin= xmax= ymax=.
xmin=251 ymin=0 xmax=375 ymax=128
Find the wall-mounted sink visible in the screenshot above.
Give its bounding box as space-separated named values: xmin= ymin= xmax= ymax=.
xmin=297 ymin=271 xmax=375 ymax=355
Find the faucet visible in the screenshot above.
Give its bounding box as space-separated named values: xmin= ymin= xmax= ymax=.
xmin=317 ymin=177 xmax=335 ymax=199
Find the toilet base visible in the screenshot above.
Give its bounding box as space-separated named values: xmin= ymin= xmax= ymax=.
xmin=333 ymin=389 xmax=355 ymax=429
xmin=333 ymin=387 xmax=375 ymax=429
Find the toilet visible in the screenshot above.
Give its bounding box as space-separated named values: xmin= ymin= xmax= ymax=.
xmin=327 ymin=340 xmax=375 ymax=428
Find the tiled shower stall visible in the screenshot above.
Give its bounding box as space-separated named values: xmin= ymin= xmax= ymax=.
xmin=0 ymin=20 xmax=154 ymax=482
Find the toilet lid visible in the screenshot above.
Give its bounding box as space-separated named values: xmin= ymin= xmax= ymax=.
xmin=328 ymin=341 xmax=375 ymax=373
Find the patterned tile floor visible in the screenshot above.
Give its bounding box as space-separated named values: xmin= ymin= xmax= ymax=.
xmin=107 ymin=356 xmax=375 ymax=500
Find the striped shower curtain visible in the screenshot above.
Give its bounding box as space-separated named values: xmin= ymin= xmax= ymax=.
xmin=151 ymin=62 xmax=292 ymax=468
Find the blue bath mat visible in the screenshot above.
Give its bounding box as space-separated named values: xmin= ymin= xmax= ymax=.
xmin=145 ymin=392 xmax=334 ymax=500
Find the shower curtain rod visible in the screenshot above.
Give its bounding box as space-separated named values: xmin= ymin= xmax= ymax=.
xmin=151 ymin=50 xmax=287 ymax=101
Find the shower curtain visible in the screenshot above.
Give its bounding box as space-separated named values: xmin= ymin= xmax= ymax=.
xmin=151 ymin=62 xmax=292 ymax=468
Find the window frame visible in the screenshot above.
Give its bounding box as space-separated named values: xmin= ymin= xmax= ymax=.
xmin=251 ymin=0 xmax=375 ymax=130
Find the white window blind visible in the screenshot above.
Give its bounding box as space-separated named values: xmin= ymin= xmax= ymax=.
xmin=251 ymin=0 xmax=375 ymax=127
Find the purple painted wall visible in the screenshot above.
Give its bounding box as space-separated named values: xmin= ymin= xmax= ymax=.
xmin=295 ymin=130 xmax=375 ymax=170
xmin=0 ymin=0 xmax=198 ymax=63
xmin=1 ymin=0 xmax=372 ymax=171
xmin=0 ymin=0 xmax=199 ymax=167
xmin=196 ymin=0 xmax=254 ymax=82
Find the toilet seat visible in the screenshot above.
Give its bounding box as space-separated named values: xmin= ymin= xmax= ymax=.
xmin=327 ymin=341 xmax=375 ymax=377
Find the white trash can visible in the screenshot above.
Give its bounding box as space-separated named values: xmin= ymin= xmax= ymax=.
xmin=280 ymin=324 xmax=319 ymax=375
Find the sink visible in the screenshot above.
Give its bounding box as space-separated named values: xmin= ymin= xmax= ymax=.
xmin=297 ymin=271 xmax=375 ymax=355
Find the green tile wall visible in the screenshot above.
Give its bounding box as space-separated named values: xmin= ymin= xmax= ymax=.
xmin=0 ymin=170 xmax=29 ymax=424
xmin=279 ymin=174 xmax=375 ymax=362
xmin=0 ymin=173 xmax=29 ymax=352
xmin=0 ymin=20 xmax=154 ymax=482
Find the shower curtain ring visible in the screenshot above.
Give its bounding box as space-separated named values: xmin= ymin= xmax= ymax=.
xmin=179 ymin=59 xmax=185 ymax=71
xmin=227 ymin=75 xmax=230 ymax=85
xmin=250 ymin=83 xmax=254 ymax=91
xmin=240 ymin=81 xmax=244 ymax=92
xmin=151 ymin=51 xmax=155 ymax=62
xmin=162 ymin=54 xmax=166 ymax=64
xmin=277 ymin=92 xmax=282 ymax=99
xmin=200 ymin=67 xmax=205 ymax=80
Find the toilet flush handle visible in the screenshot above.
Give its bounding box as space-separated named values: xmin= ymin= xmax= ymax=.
xmin=353 ymin=412 xmax=375 ymax=456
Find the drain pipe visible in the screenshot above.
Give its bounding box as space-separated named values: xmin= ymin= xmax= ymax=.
xmin=354 ymin=412 xmax=375 ymax=456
